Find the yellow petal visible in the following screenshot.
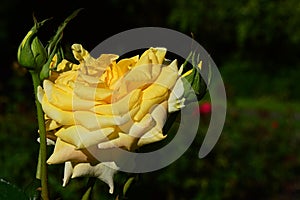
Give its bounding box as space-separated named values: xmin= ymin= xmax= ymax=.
xmin=71 ymin=44 xmax=91 ymax=63
xmin=74 ymin=105 xmax=139 ymax=131
xmin=71 ymin=162 xmax=119 ymax=194
xmin=154 ymin=47 xmax=168 ymax=64
xmin=56 ymin=125 xmax=114 ymax=149
xmin=168 ymin=78 xmax=185 ymax=112
xmin=43 ymin=80 xmax=97 ymax=111
xmin=150 ymin=101 xmax=168 ymax=129
xmin=47 ymin=138 xmax=91 ymax=164
xmin=152 ymin=59 xmax=178 ymax=90
xmin=114 ymin=58 xmax=162 ymax=95
xmin=128 ymin=114 xmax=155 ymax=138
xmin=135 ymin=47 xmax=166 ymax=66
xmin=95 ymin=53 xmax=119 ymax=72
xmin=117 ymin=56 xmax=138 ymax=71
xmin=73 ymin=83 xmax=113 ymax=101
xmin=79 ymin=53 xmax=119 ymax=85
xmin=56 ymin=59 xmax=79 ymax=72
xmin=127 ymin=48 xmax=166 ymax=90
xmin=142 ymin=59 xmax=178 ymax=100
xmin=54 ymin=70 xmax=78 ymax=87
xmin=41 ymin=94 xmax=75 ymax=125
xmin=137 ymin=131 xmax=166 ymax=147
xmin=79 ymin=54 xmax=119 ymax=86
xmin=101 ymin=62 xmax=123 ymax=88
xmin=98 ymin=132 xmax=137 ymax=151
xmin=137 ymin=101 xmax=168 ymax=146
xmin=63 ymin=161 xmax=73 ymax=187
xmin=45 ymin=118 xmax=62 ymax=131
xmin=133 ymin=86 xmax=169 ymax=121
xmin=78 ymin=72 xmax=103 ymax=85
xmin=133 ymin=60 xmax=178 ymax=121
xmin=92 ymin=89 xmax=141 ymax=115
xmin=37 ymin=85 xmax=44 ymax=104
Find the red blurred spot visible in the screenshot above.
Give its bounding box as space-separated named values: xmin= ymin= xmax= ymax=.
xmin=200 ymin=102 xmax=211 ymax=115
xmin=192 ymin=101 xmax=211 ymax=116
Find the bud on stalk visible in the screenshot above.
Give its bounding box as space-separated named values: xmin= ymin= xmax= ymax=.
xmin=17 ymin=17 xmax=48 ymax=71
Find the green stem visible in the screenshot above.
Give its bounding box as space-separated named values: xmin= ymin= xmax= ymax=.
xmin=30 ymin=71 xmax=49 ymax=200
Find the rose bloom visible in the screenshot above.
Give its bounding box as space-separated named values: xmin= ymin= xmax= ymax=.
xmin=37 ymin=44 xmax=185 ymax=193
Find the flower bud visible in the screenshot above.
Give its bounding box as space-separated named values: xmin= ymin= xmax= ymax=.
xmin=180 ymin=53 xmax=210 ymax=101
xmin=17 ymin=19 xmax=48 ymax=70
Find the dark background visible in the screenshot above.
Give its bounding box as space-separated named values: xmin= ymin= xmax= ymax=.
xmin=1 ymin=0 xmax=300 ymax=199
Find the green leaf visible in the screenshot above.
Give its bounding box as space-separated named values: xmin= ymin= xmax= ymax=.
xmin=122 ymin=177 xmax=135 ymax=197
xmin=81 ymin=187 xmax=93 ymax=200
xmin=0 ymin=179 xmax=28 ymax=200
xmin=81 ymin=177 xmax=96 ymax=200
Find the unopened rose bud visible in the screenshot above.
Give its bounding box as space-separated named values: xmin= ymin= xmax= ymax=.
xmin=17 ymin=18 xmax=48 ymax=70
xmin=180 ymin=54 xmax=209 ymax=101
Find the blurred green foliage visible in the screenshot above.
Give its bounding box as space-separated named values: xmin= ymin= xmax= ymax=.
xmin=168 ymin=0 xmax=300 ymax=66
xmin=169 ymin=0 xmax=300 ymax=46
xmin=1 ymin=0 xmax=300 ymax=199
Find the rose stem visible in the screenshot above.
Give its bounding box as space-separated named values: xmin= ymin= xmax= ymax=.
xmin=30 ymin=71 xmax=49 ymax=200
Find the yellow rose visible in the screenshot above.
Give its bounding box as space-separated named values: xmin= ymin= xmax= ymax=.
xmin=37 ymin=44 xmax=184 ymax=193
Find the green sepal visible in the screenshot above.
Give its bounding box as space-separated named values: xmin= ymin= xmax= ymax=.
xmin=40 ymin=8 xmax=83 ymax=80
xmin=46 ymin=8 xmax=83 ymax=55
